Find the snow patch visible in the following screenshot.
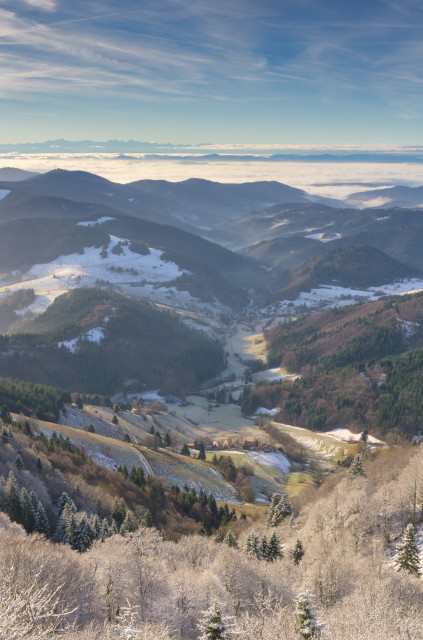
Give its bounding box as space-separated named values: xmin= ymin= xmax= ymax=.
xmin=272 ymin=279 xmax=423 ymax=315
xmin=248 ymin=451 xmax=291 ymax=474
xmin=325 ymin=428 xmax=384 ymax=445
xmin=255 ymin=407 xmax=278 ymax=417
xmin=305 ymin=232 xmax=342 ymax=242
xmin=0 ymin=190 xmax=10 ymax=200
xmin=77 ymin=217 xmax=115 ymax=227
xmin=59 ymin=327 xmax=104 ymax=352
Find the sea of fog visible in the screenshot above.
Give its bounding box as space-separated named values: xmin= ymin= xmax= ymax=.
xmin=2 ymin=153 xmax=423 ymax=200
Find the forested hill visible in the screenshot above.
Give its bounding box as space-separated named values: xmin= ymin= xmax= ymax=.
xmin=269 ymin=244 xmax=417 ymax=303
xmin=240 ymin=290 xmax=423 ymax=437
xmin=0 ymin=288 xmax=225 ymax=395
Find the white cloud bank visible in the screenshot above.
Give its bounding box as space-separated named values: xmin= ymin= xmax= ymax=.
xmin=1 ymin=153 xmax=423 ymax=199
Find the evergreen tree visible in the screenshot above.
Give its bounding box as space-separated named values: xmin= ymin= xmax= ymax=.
xmin=90 ymin=514 xmax=102 ymax=539
xmin=296 ymin=592 xmax=323 ymax=639
xmin=70 ymin=513 xmax=95 ymax=552
xmin=349 ymin=454 xmax=366 ymax=480
xmin=76 ymin=395 xmax=83 ymax=410
xmin=36 ymin=457 xmax=43 ymax=472
xmin=395 ymin=523 xmax=421 ymax=575
xmin=5 ymin=471 xmax=22 ymax=524
xmin=56 ymin=492 xmax=74 ymax=516
xmin=1 ymin=405 xmax=11 ymax=424
xmin=266 ymin=532 xmax=283 ymax=562
xmin=15 ymin=452 xmax=23 ymax=471
xmin=141 ymin=508 xmax=154 ymax=528
xmin=267 ymin=493 xmax=294 ymax=527
xmin=112 ymin=415 xmax=118 ymax=425
xmin=1 ymin=428 xmax=9 ymax=444
xmin=20 ymin=488 xmax=36 ymax=533
xmin=245 ymin=532 xmax=260 ymax=558
xmin=110 ymin=518 xmax=119 ymax=535
xmin=259 ymin=535 xmax=268 ymax=560
xmin=164 ymin=432 xmax=171 ymax=447
xmin=292 ymin=539 xmax=305 ymax=565
xmin=223 ymin=531 xmax=238 ymax=548
xmin=198 ymin=443 xmax=206 ymax=460
xmin=34 ymin=501 xmax=50 ymax=536
xmin=101 ymin=517 xmax=110 ymax=540
xmin=111 ymin=498 xmax=127 ymax=529
xmin=121 ymin=511 xmax=137 ymax=534
xmin=180 ymin=443 xmax=190 ymax=457
xmin=198 ymin=599 xmax=231 ymax=640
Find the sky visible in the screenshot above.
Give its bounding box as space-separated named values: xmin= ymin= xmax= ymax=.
xmin=1 ymin=0 xmax=423 ymax=145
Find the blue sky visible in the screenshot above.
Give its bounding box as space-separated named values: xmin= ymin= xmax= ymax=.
xmin=1 ymin=0 xmax=423 ymax=145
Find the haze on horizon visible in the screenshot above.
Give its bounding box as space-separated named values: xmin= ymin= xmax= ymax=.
xmin=0 ymin=0 xmax=423 ymax=146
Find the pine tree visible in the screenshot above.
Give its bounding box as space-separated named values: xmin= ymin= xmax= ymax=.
xmin=15 ymin=452 xmax=23 ymax=471
xmin=90 ymin=514 xmax=102 ymax=539
xmin=110 ymin=518 xmax=119 ymax=535
xmin=245 ymin=532 xmax=260 ymax=558
xmin=71 ymin=513 xmax=95 ymax=552
xmin=164 ymin=432 xmax=171 ymax=447
xmin=223 ymin=531 xmax=238 ymax=548
xmin=395 ymin=523 xmax=421 ymax=575
xmin=56 ymin=492 xmax=74 ymax=516
xmin=180 ymin=443 xmax=190 ymax=457
xmin=36 ymin=457 xmax=43 ymax=472
xmin=5 ymin=471 xmax=22 ymax=524
xmin=296 ymin=591 xmax=323 ymax=639
xmin=112 ymin=498 xmax=127 ymax=529
xmin=121 ymin=511 xmax=136 ymax=534
xmin=266 ymin=532 xmax=283 ymax=562
xmin=34 ymin=501 xmax=50 ymax=536
xmin=349 ymin=454 xmax=366 ymax=480
xmin=20 ymin=488 xmax=36 ymax=533
xmin=292 ymin=539 xmax=305 ymax=565
xmin=197 ymin=599 xmax=231 ymax=640
xmin=198 ymin=443 xmax=206 ymax=460
xmin=267 ymin=493 xmax=294 ymax=527
xmin=141 ymin=508 xmax=154 ymax=528
xmin=0 ymin=475 xmax=7 ymax=513
xmin=1 ymin=405 xmax=11 ymax=424
xmin=101 ymin=517 xmax=110 ymax=540
xmin=259 ymin=535 xmax=268 ymax=560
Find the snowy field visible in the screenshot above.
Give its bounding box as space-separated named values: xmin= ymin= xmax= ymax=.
xmin=0 ymin=233 xmax=228 ymax=319
xmin=248 ymin=451 xmax=291 ymax=474
xmin=271 ymin=279 xmax=423 ymax=314
xmin=325 ymin=428 xmax=385 ymax=445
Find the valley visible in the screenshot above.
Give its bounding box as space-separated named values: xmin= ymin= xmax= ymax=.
xmin=1 ymin=168 xmax=423 ymax=639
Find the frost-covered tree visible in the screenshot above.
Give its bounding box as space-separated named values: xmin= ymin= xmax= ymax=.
xmin=198 ymin=599 xmax=231 ymax=640
xmin=223 ymin=531 xmax=238 ymax=549
xmin=395 ymin=523 xmax=421 ymax=575
xmin=296 ymin=591 xmax=323 ymax=639
xmin=90 ymin=514 xmax=101 ymax=539
xmin=34 ymin=501 xmax=50 ymax=536
xmin=245 ymin=532 xmax=260 ymax=558
xmin=267 ymin=493 xmax=293 ymax=526
xmin=20 ymin=488 xmax=35 ymax=534
xmin=292 ymin=539 xmax=305 ymax=565
xmin=121 ymin=511 xmax=137 ymax=535
xmin=70 ymin=513 xmax=95 ymax=552
xmin=56 ymin=492 xmax=74 ymax=516
xmin=349 ymin=454 xmax=366 ymax=480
